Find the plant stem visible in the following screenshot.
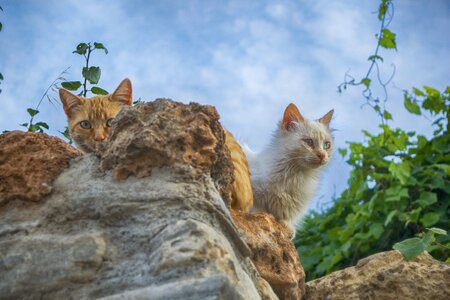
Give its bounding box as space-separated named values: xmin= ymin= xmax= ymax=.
xmin=82 ymin=44 xmax=92 ymax=97
xmin=28 ymin=67 xmax=70 ymax=131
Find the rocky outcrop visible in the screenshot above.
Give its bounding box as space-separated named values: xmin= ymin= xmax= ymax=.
xmin=305 ymin=250 xmax=450 ymax=300
xmin=0 ymin=100 xmax=280 ymax=300
xmin=99 ymin=99 xmax=234 ymax=202
xmin=0 ymin=131 xmax=81 ymax=205
xmin=2 ymin=100 xmax=446 ymax=300
xmin=231 ymin=209 xmax=306 ymax=300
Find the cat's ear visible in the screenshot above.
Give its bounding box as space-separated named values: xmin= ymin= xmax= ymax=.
xmin=59 ymin=89 xmax=82 ymax=117
xmin=112 ymin=78 xmax=132 ymax=106
xmin=318 ymin=109 xmax=334 ymax=127
xmin=281 ymin=103 xmax=304 ymax=131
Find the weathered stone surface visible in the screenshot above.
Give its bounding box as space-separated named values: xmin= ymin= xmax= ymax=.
xmin=99 ymin=99 xmax=234 ymax=202
xmin=0 ymin=233 xmax=106 ymax=298
xmin=0 ymin=131 xmax=81 ymax=205
xmin=231 ymin=209 xmax=306 ymax=300
xmin=305 ymin=250 xmax=450 ymax=300
xmin=0 ymin=127 xmax=274 ymax=299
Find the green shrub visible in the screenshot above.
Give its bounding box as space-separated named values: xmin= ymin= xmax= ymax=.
xmin=295 ymin=86 xmax=450 ymax=280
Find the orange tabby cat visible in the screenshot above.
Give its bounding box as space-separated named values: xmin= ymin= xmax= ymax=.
xmin=225 ymin=129 xmax=254 ymax=212
xmin=59 ymin=78 xmax=132 ymax=153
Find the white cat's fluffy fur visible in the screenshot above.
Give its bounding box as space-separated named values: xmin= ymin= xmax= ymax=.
xmin=245 ymin=103 xmax=334 ymax=233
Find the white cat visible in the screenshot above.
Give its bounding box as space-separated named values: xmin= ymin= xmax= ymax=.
xmin=245 ymin=103 xmax=334 ymax=235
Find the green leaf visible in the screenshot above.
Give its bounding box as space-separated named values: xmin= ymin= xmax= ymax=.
xmin=368 ymin=55 xmax=384 ymax=62
xmin=0 ymin=72 xmax=3 ymax=80
xmin=385 ymin=186 xmax=408 ymax=202
xmin=27 ymin=108 xmax=39 ymax=117
xmin=416 ymin=192 xmax=437 ymax=207
xmin=427 ymin=227 xmax=447 ymax=236
xmin=34 ymin=122 xmax=49 ymax=130
xmin=445 ymin=86 xmax=450 ymax=94
xmin=388 ymin=162 xmax=411 ymax=184
xmin=384 ymin=211 xmax=397 ymax=226
xmin=58 ymin=127 xmax=73 ymax=144
xmin=413 ymin=87 xmax=425 ymax=97
xmin=133 ymin=98 xmax=145 ymax=105
xmin=404 ymin=95 xmax=421 ymax=115
xmin=361 ymin=78 xmax=371 ymax=88
xmin=28 ymin=124 xmax=39 ymax=132
xmin=420 ymin=212 xmax=440 ymax=227
xmin=91 ymin=86 xmax=109 ymax=95
xmin=20 ymin=123 xmax=28 ymax=127
xmin=82 ymin=67 xmax=101 ymax=84
xmin=73 ymin=43 xmax=89 ymax=55
xmin=93 ymin=42 xmax=108 ymax=54
xmin=338 ymin=148 xmax=347 ymax=157
xmin=378 ymin=0 xmax=388 ymax=20
xmin=423 ymin=86 xmax=440 ymax=97
xmin=61 ymin=81 xmax=82 ymax=91
xmin=0 ymin=22 xmax=2 ymax=32
xmin=379 ymin=28 xmax=397 ymax=50
xmin=393 ymin=238 xmax=424 ymax=261
xmin=435 ymin=164 xmax=450 ymax=176
xmin=422 ymin=232 xmax=434 ymax=248
xmin=370 ymin=223 xmax=384 ymax=239
xmin=383 ymin=110 xmax=392 ymax=120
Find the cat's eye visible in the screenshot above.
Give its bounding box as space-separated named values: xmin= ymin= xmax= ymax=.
xmin=106 ymin=118 xmax=114 ymax=127
xmin=303 ymin=139 xmax=314 ymax=147
xmin=324 ymin=141 xmax=331 ymax=150
xmin=79 ymin=120 xmax=91 ymax=129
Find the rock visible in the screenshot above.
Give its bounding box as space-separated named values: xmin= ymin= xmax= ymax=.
xmin=0 ymin=233 xmax=106 ymax=297
xmin=305 ymin=250 xmax=450 ymax=300
xmin=0 ymin=101 xmax=276 ymax=299
xmin=99 ymin=99 xmax=234 ymax=202
xmin=231 ymin=209 xmax=306 ymax=300
xmin=0 ymin=131 xmax=82 ymax=205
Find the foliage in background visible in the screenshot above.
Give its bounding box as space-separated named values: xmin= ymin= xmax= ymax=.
xmin=295 ymin=0 xmax=449 ymax=280
xmin=295 ymin=86 xmax=450 ymax=280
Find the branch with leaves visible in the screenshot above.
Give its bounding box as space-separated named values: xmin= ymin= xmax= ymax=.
xmin=338 ymin=0 xmax=396 ymax=124
xmin=58 ymin=42 xmax=109 ymax=142
xmin=61 ymin=42 xmax=109 ymax=97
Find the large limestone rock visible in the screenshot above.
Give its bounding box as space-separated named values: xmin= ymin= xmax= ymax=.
xmin=0 ymin=100 xmax=277 ymax=300
xmin=0 ymin=131 xmax=81 ymax=204
xmin=232 ymin=209 xmax=306 ymax=300
xmin=99 ymin=99 xmax=234 ymax=202
xmin=305 ymin=250 xmax=450 ymax=300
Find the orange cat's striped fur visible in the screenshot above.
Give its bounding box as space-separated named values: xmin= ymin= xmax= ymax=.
xmin=225 ymin=130 xmax=254 ymax=212
xmin=59 ymin=79 xmax=132 ymax=153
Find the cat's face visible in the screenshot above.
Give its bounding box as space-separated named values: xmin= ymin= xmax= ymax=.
xmin=280 ymin=103 xmax=334 ymax=169
xmin=59 ymin=79 xmax=132 ymax=153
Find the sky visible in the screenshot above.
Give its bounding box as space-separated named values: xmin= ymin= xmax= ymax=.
xmin=1 ymin=0 xmax=449 ymax=212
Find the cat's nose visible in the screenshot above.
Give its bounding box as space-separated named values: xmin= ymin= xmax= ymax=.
xmin=94 ymin=134 xmax=106 ymax=141
xmin=317 ymin=152 xmax=325 ymax=162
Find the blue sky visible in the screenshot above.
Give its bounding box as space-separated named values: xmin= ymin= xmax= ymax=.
xmin=1 ymin=0 xmax=449 ymax=211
